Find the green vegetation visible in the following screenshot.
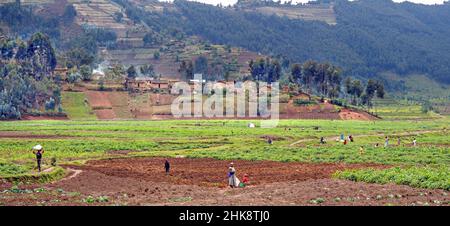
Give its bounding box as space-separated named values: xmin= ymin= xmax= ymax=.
xmin=61 ymin=92 xmax=96 ymax=120
xmin=115 ymin=0 xmax=450 ymax=100
xmin=2 ymin=166 xmax=66 ymax=184
xmin=0 ymin=117 xmax=448 ymax=190
xmin=0 ymin=32 xmax=60 ymax=119
xmin=335 ymin=166 xmax=450 ymax=190
xmin=0 ymin=162 xmax=29 ymax=176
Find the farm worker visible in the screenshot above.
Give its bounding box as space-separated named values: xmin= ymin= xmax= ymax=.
xmin=242 ymin=174 xmax=249 ymax=185
xmin=413 ymin=137 xmax=417 ymax=146
xmin=343 ymin=139 xmax=347 ymax=145
xmin=384 ymin=136 xmax=389 ymax=148
xmin=228 ymin=163 xmax=240 ymax=188
xmin=32 ymin=145 xmax=44 ymax=172
xmin=267 ymin=137 xmax=273 ymax=145
xmin=320 ymin=137 xmax=325 ymax=144
xmin=164 ymin=159 xmax=170 ymax=174
xmin=359 ymin=146 xmax=365 ymax=155
xmin=397 ymin=138 xmax=401 ymax=146
xmin=340 ymin=133 xmax=344 ymax=142
xmin=349 ymin=135 xmax=354 ymax=142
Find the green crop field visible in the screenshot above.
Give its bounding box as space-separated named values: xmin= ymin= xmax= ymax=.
xmin=0 ymin=117 xmax=448 ymax=190
xmin=61 ymin=92 xmax=97 ymax=120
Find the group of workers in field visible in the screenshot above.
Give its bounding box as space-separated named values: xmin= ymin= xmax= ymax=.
xmin=30 ymin=131 xmax=419 ymax=188
xmin=320 ymin=133 xmax=419 ymax=155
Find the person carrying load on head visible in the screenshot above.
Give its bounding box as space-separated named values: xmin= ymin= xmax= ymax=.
xmin=32 ymin=145 xmax=44 ymax=172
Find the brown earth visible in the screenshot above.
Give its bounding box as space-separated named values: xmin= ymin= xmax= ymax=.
xmin=1 ymin=157 xmax=448 ymax=206
xmin=85 ymin=91 xmax=113 ymax=109
xmin=21 ymin=115 xmax=68 ymax=121
xmin=94 ymin=109 xmax=116 ymax=120
xmin=339 ymin=109 xmax=377 ymax=120
xmin=56 ymin=89 xmax=378 ymax=121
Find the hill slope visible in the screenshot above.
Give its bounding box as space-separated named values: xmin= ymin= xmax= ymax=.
xmin=126 ymin=0 xmax=450 ymax=87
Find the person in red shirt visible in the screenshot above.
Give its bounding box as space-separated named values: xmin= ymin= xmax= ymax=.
xmin=242 ymin=174 xmax=249 ymax=186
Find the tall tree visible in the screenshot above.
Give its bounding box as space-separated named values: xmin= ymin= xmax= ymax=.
xmin=140 ymin=64 xmax=155 ymax=77
xmin=290 ymin=63 xmax=302 ymax=84
xmin=26 ymin=32 xmax=57 ymax=79
xmin=127 ymin=65 xmax=137 ymax=79
xmin=301 ymin=60 xmax=317 ymax=94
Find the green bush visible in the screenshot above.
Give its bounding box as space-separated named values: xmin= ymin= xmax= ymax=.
xmin=294 ymin=99 xmax=316 ymax=106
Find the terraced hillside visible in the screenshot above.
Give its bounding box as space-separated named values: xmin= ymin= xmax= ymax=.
xmin=242 ymin=4 xmax=337 ymax=25
xmin=61 ymin=89 xmax=377 ymax=121
xmin=69 ymin=0 xmax=140 ymax=41
xmin=0 ymin=0 xmax=55 ymax=5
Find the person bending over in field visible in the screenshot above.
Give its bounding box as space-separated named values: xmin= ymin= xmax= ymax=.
xmin=241 ymin=174 xmax=249 ymax=187
xmin=359 ymin=146 xmax=365 ymax=155
xmin=320 ymin=137 xmax=326 ymax=144
xmin=164 ymin=159 xmax=170 ymax=175
xmin=32 ymin=145 xmax=44 ymax=172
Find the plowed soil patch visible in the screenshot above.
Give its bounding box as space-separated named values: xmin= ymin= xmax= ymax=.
xmin=2 ymin=158 xmax=448 ymax=206
xmin=85 ymin=91 xmax=112 ymax=108
xmin=69 ymin=157 xmax=387 ymax=188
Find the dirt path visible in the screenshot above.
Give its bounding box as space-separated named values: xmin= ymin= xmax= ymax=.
xmin=56 ymin=168 xmax=83 ymax=183
xmin=289 ymin=129 xmax=443 ymax=146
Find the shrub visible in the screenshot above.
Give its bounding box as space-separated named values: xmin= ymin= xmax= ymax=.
xmin=294 ymin=99 xmax=315 ymax=106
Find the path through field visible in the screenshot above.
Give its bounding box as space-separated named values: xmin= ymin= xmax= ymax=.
xmin=289 ymin=129 xmax=443 ymax=146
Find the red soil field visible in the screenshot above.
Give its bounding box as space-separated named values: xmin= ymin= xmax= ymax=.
xmin=1 ymin=157 xmax=448 ymax=206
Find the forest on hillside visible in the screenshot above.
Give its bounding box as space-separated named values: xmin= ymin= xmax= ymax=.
xmin=123 ymin=0 xmax=450 ymax=86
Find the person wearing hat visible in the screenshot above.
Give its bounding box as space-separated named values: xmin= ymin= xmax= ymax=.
xmin=32 ymin=145 xmax=44 ymax=172
xmin=228 ymin=162 xmax=240 ymax=188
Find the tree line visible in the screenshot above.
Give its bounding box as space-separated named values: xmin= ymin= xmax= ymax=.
xmin=0 ymin=32 xmax=60 ymax=119
xmin=134 ymin=0 xmax=450 ymax=88
xmin=288 ymin=60 xmax=384 ymax=110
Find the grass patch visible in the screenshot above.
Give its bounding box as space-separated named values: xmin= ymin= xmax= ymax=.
xmin=334 ymin=166 xmax=450 ymax=190
xmin=1 ymin=167 xmax=66 ymax=184
xmin=61 ymin=92 xmax=96 ymax=120
xmin=0 ymin=162 xmax=29 ymax=177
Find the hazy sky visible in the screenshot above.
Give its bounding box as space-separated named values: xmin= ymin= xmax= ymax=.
xmin=166 ymin=0 xmax=447 ymax=6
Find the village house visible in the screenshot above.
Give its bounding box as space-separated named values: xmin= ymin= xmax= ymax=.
xmin=126 ymin=77 xmax=173 ymax=92
xmin=53 ymin=66 xmax=69 ymax=80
